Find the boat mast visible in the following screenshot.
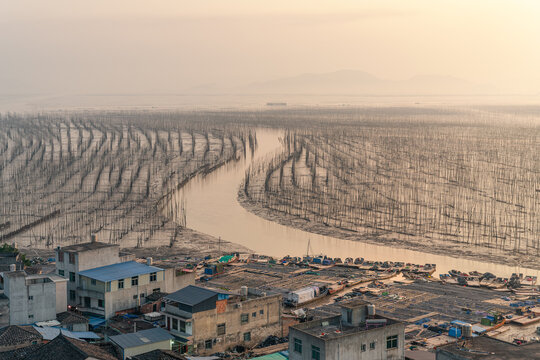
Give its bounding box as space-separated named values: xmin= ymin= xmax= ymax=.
xmin=306 ymin=239 xmax=312 ymax=257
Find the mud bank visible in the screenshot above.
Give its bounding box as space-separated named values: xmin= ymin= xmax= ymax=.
xmin=238 ymin=189 xmax=540 ymax=271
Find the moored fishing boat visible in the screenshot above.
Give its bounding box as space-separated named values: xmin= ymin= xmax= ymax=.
xmin=284 ymin=285 xmax=329 ymax=307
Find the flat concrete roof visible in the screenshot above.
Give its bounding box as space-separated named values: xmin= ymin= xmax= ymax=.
xmin=292 ymin=314 xmax=401 ymax=340
xmin=339 ymin=298 xmax=369 ymax=309
xmin=437 ymin=336 xmax=540 ymax=359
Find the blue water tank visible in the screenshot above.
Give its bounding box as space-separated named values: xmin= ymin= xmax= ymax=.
xmin=449 ymin=327 xmax=462 ymax=338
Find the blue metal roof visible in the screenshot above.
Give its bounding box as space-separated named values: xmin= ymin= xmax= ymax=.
xmin=78 ymin=261 xmax=163 ymax=282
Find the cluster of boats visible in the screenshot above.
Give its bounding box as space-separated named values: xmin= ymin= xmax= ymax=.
xmin=260 ymin=254 xmax=437 ymax=275
xmin=440 ymin=270 xmax=538 ymax=289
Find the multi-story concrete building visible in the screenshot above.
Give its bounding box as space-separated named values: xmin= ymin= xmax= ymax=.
xmin=162 ymin=285 xmax=282 ymax=355
xmin=76 ymin=260 xmax=195 ymax=319
xmin=55 ymin=238 xmax=131 ymax=306
xmin=77 ymin=261 xmax=165 ymax=319
xmin=2 ymin=271 xmax=67 ymax=325
xmin=288 ymin=300 xmax=405 ymax=360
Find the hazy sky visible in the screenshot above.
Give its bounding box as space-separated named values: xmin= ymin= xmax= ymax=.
xmin=1 ymin=0 xmax=539 ymax=95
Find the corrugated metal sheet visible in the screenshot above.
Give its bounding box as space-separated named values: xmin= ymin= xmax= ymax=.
xmin=78 ymin=261 xmax=163 ymax=282
xmin=32 ymin=326 xmax=101 ymax=341
xmin=88 ymin=317 xmax=107 ymax=328
xmin=165 ymin=285 xmax=218 ymax=306
xmin=110 ymin=327 xmax=173 ymax=349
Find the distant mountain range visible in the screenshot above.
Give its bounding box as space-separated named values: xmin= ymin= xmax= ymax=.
xmin=235 ymin=70 xmax=495 ymax=96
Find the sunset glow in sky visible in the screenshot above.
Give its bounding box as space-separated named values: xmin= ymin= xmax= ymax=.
xmin=1 ymin=0 xmax=539 ymax=94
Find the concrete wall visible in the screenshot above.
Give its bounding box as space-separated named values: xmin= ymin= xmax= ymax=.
xmin=5 ymin=273 xmax=66 ymax=325
xmin=289 ymin=318 xmax=405 ymax=360
xmin=4 ymin=273 xmax=28 ymax=325
xmin=325 ymin=322 xmax=405 ymax=360
xmin=106 ymin=270 xmax=165 ymax=292
xmin=77 ymin=266 xmax=192 ymax=319
xmin=63 ymin=322 xmax=88 ymax=332
xmin=162 ymin=268 xmax=196 ymax=294
xmin=281 ymin=315 xmax=300 ymax=337
xmin=190 ymin=294 xmax=282 ymax=355
xmin=55 ymin=245 xmax=120 ymax=306
xmin=54 ymin=279 xmax=67 ymax=314
xmin=288 ymin=326 xmax=327 ymax=360
xmin=97 ymin=272 xmax=164 ymax=319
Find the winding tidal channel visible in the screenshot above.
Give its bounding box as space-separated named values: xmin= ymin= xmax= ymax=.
xmin=176 ymin=129 xmax=539 ymax=278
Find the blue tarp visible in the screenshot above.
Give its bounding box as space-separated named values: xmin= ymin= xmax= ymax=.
xmin=471 ymin=325 xmax=486 ymax=334
xmin=449 ymin=327 xmax=461 ymax=338
xmin=88 ymin=317 xmax=107 ymax=328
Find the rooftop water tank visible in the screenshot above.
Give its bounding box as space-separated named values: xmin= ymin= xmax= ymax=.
xmin=462 ymin=323 xmax=473 ymax=338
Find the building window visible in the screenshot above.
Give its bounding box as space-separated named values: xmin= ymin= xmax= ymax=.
xmin=91 ymin=279 xmax=96 ymax=285
xmin=118 ymin=279 xmax=124 ymax=289
xmin=28 ymin=314 xmax=34 ymax=319
xmin=205 ymin=340 xmax=212 ymax=350
xmin=133 ymin=294 xmax=138 ymax=299
xmin=260 ymin=309 xmax=264 ymax=315
xmin=180 ymin=320 xmax=186 ymax=333
xmin=131 ymin=276 xmax=138 ymax=286
xmin=347 ymin=309 xmax=352 ymax=323
xmin=69 ymin=272 xmax=75 ymax=282
xmin=243 ymin=332 xmax=251 ymax=341
xmin=370 ymin=342 xmax=376 ymax=350
xmin=28 ymin=296 xmax=33 ymax=300
xmin=58 ymin=251 xmax=64 ymax=262
xmin=106 ymin=282 xmax=111 ymax=292
xmin=361 ymin=344 xmax=366 ymax=352
xmin=172 ymin=318 xmax=178 ymax=331
xmin=153 ymin=288 xmax=161 ymax=293
xmin=98 ymin=299 xmax=104 ymax=308
xmin=69 ymin=290 xmax=76 ymax=301
xmin=140 ymin=293 xmax=145 ymax=299
xmin=252 ymin=312 xmax=257 ymax=318
xmin=69 ymin=253 xmax=75 ymax=264
xmin=387 ymin=335 xmax=398 ymax=349
xmin=311 ymin=345 xmax=321 ymax=360
xmin=294 ymin=338 xmax=302 ymax=353
xmin=241 ymin=313 xmax=249 ymax=325
xmin=217 ymin=323 xmax=226 ymax=335
xmin=150 ymin=272 xmax=157 ymax=282
xmin=58 ymin=269 xmax=65 ymax=276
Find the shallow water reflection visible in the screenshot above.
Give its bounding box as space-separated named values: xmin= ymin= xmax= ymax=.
xmin=176 ymin=129 xmax=539 ymax=278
